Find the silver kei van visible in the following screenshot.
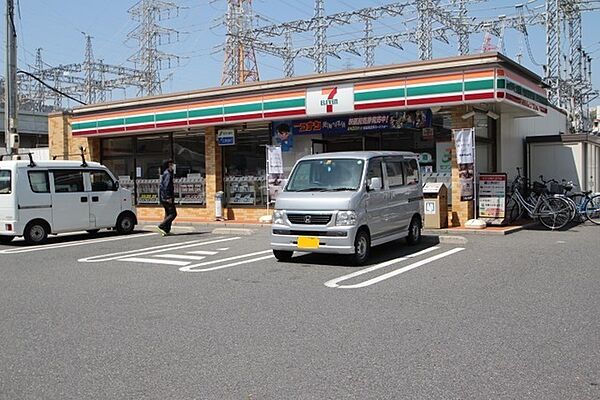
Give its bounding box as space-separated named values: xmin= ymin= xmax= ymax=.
xmin=271 ymin=151 xmax=424 ymax=265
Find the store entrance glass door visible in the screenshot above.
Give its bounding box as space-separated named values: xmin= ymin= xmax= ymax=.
xmin=311 ymin=139 xmax=328 ymax=154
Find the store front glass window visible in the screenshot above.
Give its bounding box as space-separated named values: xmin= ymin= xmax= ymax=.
xmin=135 ymin=134 xmax=171 ymax=205
xmin=173 ymin=132 xmax=206 ymax=205
xmin=102 ymin=137 xmax=135 ymax=193
xmin=223 ymin=131 xmax=269 ymax=206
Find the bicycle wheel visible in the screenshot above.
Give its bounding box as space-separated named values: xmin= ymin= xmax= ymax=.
xmin=538 ymin=197 xmax=572 ymax=230
xmin=506 ymin=196 xmax=523 ymax=223
xmin=560 ymin=195 xmax=578 ymax=222
xmin=568 ymin=193 xmax=586 ymax=222
xmin=585 ymin=194 xmax=600 ymax=225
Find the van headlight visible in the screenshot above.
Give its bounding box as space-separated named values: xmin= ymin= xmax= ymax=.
xmin=336 ymin=211 xmax=357 ymax=226
xmin=272 ymin=210 xmax=284 ymax=225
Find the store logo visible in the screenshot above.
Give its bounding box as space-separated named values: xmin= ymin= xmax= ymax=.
xmin=307 ymin=84 xmax=354 ymax=116
xmin=320 ymin=87 xmax=339 ymax=113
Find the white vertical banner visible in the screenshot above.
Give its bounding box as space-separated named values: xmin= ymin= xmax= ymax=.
xmin=266 ymin=146 xmax=285 ymax=206
xmin=454 ymin=128 xmax=474 ymax=164
xmin=267 ymin=146 xmax=283 ymax=174
xmin=453 ymin=128 xmax=475 ymax=202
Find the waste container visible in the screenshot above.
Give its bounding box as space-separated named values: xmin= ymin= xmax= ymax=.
xmin=423 ymin=182 xmax=448 ymax=229
xmin=215 ymin=191 xmax=225 ymax=221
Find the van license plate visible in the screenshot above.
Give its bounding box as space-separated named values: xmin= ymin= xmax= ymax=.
xmin=298 ymin=236 xmax=319 ymax=249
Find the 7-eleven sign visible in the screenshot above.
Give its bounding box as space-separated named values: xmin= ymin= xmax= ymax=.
xmin=306 ymin=84 xmax=354 ymax=116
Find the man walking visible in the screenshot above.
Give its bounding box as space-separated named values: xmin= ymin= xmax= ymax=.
xmin=157 ymin=159 xmax=177 ymax=236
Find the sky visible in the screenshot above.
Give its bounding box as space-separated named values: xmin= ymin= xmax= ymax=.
xmin=4 ymin=0 xmax=600 ymax=107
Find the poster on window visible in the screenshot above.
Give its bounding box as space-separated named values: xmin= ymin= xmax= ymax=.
xmin=453 ymin=128 xmax=475 ymax=201
xmin=272 ymin=121 xmax=294 ymax=152
xmin=267 ymin=146 xmax=286 ymax=203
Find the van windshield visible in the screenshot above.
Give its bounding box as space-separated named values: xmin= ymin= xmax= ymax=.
xmin=286 ymin=159 xmax=364 ymax=192
xmin=0 ymin=170 xmax=11 ymax=194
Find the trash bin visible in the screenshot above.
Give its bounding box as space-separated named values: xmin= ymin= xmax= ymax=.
xmin=215 ymin=191 xmax=225 ymax=220
xmin=423 ymin=182 xmax=448 ymax=229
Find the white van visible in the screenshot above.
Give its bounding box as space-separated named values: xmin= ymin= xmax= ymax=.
xmin=0 ymin=159 xmax=137 ymax=245
xmin=271 ymin=151 xmax=424 ymax=265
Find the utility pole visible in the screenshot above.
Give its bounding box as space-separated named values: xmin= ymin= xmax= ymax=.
xmin=4 ymin=0 xmax=18 ymax=155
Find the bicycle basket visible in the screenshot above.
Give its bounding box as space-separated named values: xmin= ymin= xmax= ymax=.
xmin=549 ymin=182 xmax=564 ymax=195
xmin=532 ymin=181 xmax=546 ymax=195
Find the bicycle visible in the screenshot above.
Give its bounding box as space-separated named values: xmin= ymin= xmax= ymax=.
xmin=505 ymin=169 xmax=572 ymax=230
xmin=538 ymin=176 xmax=600 ymax=225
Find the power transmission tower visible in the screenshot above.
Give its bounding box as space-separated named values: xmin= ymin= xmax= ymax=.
xmin=221 ymin=0 xmax=260 ymax=85
xmin=127 ymin=0 xmax=182 ymax=95
xmin=4 ymin=0 xmax=18 ymax=154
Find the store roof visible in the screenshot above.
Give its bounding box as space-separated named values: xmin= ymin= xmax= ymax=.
xmin=65 ymin=52 xmax=546 ymax=117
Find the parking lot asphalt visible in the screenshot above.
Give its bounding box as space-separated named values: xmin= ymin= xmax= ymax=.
xmin=1 ymin=224 xmax=599 ymax=399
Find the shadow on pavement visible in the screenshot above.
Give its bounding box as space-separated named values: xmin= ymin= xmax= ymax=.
xmin=288 ymin=235 xmax=442 ymax=268
xmin=0 ymin=230 xmax=154 ymax=248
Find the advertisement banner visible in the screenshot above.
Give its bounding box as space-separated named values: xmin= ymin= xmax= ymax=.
xmin=267 ymin=146 xmax=285 ymax=203
xmin=478 ymin=173 xmax=507 ymax=219
xmin=453 ymin=128 xmax=475 ymax=201
xmin=272 ymin=121 xmax=294 ymax=152
xmin=217 ymin=129 xmax=235 ymax=146
xmin=436 ymin=141 xmax=453 ymax=174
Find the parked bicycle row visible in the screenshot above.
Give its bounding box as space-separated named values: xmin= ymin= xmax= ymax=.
xmin=506 ymin=168 xmax=600 ymax=230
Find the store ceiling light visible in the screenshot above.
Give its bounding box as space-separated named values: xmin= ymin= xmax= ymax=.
xmin=461 ymin=111 xmax=475 ymax=120
xmin=486 ymin=110 xmax=500 ymax=120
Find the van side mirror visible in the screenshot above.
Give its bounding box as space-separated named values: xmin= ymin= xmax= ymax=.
xmin=113 ymin=181 xmax=120 ymax=191
xmin=368 ymin=177 xmax=382 ymax=191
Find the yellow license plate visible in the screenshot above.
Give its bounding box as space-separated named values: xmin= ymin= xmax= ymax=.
xmin=298 ymin=236 xmax=320 ymax=249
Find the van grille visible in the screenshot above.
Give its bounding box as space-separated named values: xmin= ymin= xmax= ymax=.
xmin=287 ymin=214 xmax=332 ymax=225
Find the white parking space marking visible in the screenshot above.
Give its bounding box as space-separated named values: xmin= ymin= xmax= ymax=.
xmin=119 ymin=257 xmax=191 ymax=266
xmin=216 ymin=248 xmax=230 ymax=251
xmin=155 ymin=254 xmax=206 ymax=261
xmin=325 ymin=247 xmax=465 ymax=289
xmin=78 ymin=237 xmax=240 ymax=263
xmin=0 ymin=233 xmax=157 ymax=255
xmin=186 ymin=250 xmax=219 ymax=255
xmin=324 ymin=246 xmax=440 ymax=288
xmin=179 ymin=250 xmax=273 ymax=272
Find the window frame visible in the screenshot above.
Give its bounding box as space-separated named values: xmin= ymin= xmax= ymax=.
xmin=383 ymin=158 xmax=405 ymax=189
xmin=51 ymin=169 xmax=86 ymax=193
xmin=402 ymin=159 xmax=420 ymax=186
xmin=0 ymin=170 xmax=11 ymax=195
xmin=89 ymin=169 xmax=117 ymax=192
xmin=28 ymin=170 xmax=50 ymax=193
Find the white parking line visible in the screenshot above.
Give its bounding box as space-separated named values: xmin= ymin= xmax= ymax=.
xmin=78 ymin=237 xmax=240 ymax=263
xmin=0 ymin=233 xmax=157 ymax=255
xmin=186 ymin=250 xmax=219 ymax=255
xmin=326 ymin=247 xmax=465 ymax=289
xmin=179 ymin=250 xmax=273 ymax=272
xmin=155 ymin=254 xmax=206 ymax=261
xmin=324 ymin=246 xmax=440 ymax=288
xmin=339 ymin=248 xmax=465 ymax=288
xmin=119 ymin=257 xmax=191 ymax=266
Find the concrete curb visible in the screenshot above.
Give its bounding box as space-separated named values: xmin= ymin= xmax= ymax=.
xmin=212 ymin=228 xmax=256 ymax=236
xmin=438 ymin=235 xmax=469 ymax=245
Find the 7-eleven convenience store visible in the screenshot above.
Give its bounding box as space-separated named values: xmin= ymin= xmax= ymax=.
xmin=49 ymin=52 xmax=566 ymax=226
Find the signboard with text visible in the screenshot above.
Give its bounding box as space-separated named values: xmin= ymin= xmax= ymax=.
xmin=478 ymin=173 xmax=507 ymax=221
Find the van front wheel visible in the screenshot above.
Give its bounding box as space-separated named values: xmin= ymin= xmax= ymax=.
xmin=407 ymin=216 xmax=422 ymax=245
xmin=24 ymin=221 xmax=49 ymax=245
xmin=273 ymin=250 xmax=293 ymax=262
xmin=349 ymin=229 xmax=370 ymax=266
xmin=116 ymin=213 xmax=135 ymax=235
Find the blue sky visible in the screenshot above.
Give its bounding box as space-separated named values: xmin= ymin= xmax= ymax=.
xmin=5 ymin=0 xmax=600 ymax=107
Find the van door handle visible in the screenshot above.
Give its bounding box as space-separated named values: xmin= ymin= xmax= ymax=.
xmin=80 ymin=196 xmax=88 ymax=203
xmin=91 ymin=196 xmax=99 ymax=202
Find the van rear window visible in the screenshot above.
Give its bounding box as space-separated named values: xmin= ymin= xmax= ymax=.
xmin=0 ymin=170 xmax=11 ymax=194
